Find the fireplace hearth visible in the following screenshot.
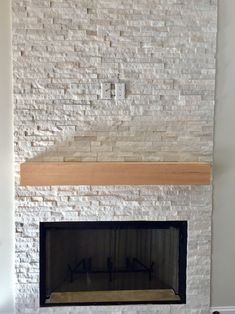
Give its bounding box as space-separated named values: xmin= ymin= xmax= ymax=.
xmin=40 ymin=221 xmax=187 ymax=306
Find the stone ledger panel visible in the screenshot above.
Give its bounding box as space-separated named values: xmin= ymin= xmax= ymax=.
xmin=13 ymin=0 xmax=217 ymax=313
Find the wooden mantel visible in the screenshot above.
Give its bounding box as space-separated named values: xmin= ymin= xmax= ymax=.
xmin=20 ymin=161 xmax=211 ymax=186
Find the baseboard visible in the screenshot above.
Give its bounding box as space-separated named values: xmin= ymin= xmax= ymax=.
xmin=211 ymin=307 xmax=235 ymax=314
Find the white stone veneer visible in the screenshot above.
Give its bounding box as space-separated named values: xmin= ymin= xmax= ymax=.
xmin=15 ymin=185 xmax=212 ymax=314
xmin=13 ymin=0 xmax=217 ymax=313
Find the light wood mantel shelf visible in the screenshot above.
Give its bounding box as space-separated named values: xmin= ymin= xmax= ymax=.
xmin=20 ymin=161 xmax=211 ymax=186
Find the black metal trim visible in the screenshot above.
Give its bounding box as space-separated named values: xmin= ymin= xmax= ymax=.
xmin=39 ymin=220 xmax=188 ymax=307
xmin=40 ymin=300 xmax=183 ymax=307
xmin=40 ymin=220 xmax=186 ymax=230
xmin=40 ymin=223 xmax=47 ymax=307
xmin=178 ymin=221 xmax=187 ymax=303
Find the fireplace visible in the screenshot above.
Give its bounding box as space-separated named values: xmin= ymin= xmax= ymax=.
xmin=40 ymin=221 xmax=187 ymax=306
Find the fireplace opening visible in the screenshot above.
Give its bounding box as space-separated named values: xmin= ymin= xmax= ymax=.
xmin=40 ymin=221 xmax=187 ymax=306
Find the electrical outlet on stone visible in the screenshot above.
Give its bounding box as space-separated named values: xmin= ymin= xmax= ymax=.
xmin=101 ymin=83 xmax=111 ymax=99
xmin=115 ymin=83 xmax=125 ymax=100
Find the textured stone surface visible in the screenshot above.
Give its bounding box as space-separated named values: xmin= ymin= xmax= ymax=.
xmin=13 ymin=0 xmax=217 ymax=164
xmin=15 ymin=185 xmax=212 ymax=314
xmin=13 ymin=0 xmax=217 ymax=313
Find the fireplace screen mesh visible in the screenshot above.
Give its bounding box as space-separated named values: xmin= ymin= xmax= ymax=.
xmin=40 ymin=221 xmax=187 ymax=306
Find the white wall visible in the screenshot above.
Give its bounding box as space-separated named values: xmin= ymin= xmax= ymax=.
xmin=0 ymin=1 xmax=14 ymax=313
xmin=212 ymin=0 xmax=235 ymax=307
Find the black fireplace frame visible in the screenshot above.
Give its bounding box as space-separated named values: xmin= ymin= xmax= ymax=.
xmin=40 ymin=220 xmax=187 ymax=307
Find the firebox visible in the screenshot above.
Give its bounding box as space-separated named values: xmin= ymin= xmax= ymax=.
xmin=40 ymin=221 xmax=187 ymax=306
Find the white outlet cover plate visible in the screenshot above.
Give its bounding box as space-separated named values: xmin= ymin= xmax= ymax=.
xmin=115 ymin=83 xmax=125 ymax=100
xmin=101 ymin=82 xmax=111 ymax=99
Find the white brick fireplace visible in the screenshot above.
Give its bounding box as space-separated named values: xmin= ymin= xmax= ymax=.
xmin=13 ymin=0 xmax=217 ymax=313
